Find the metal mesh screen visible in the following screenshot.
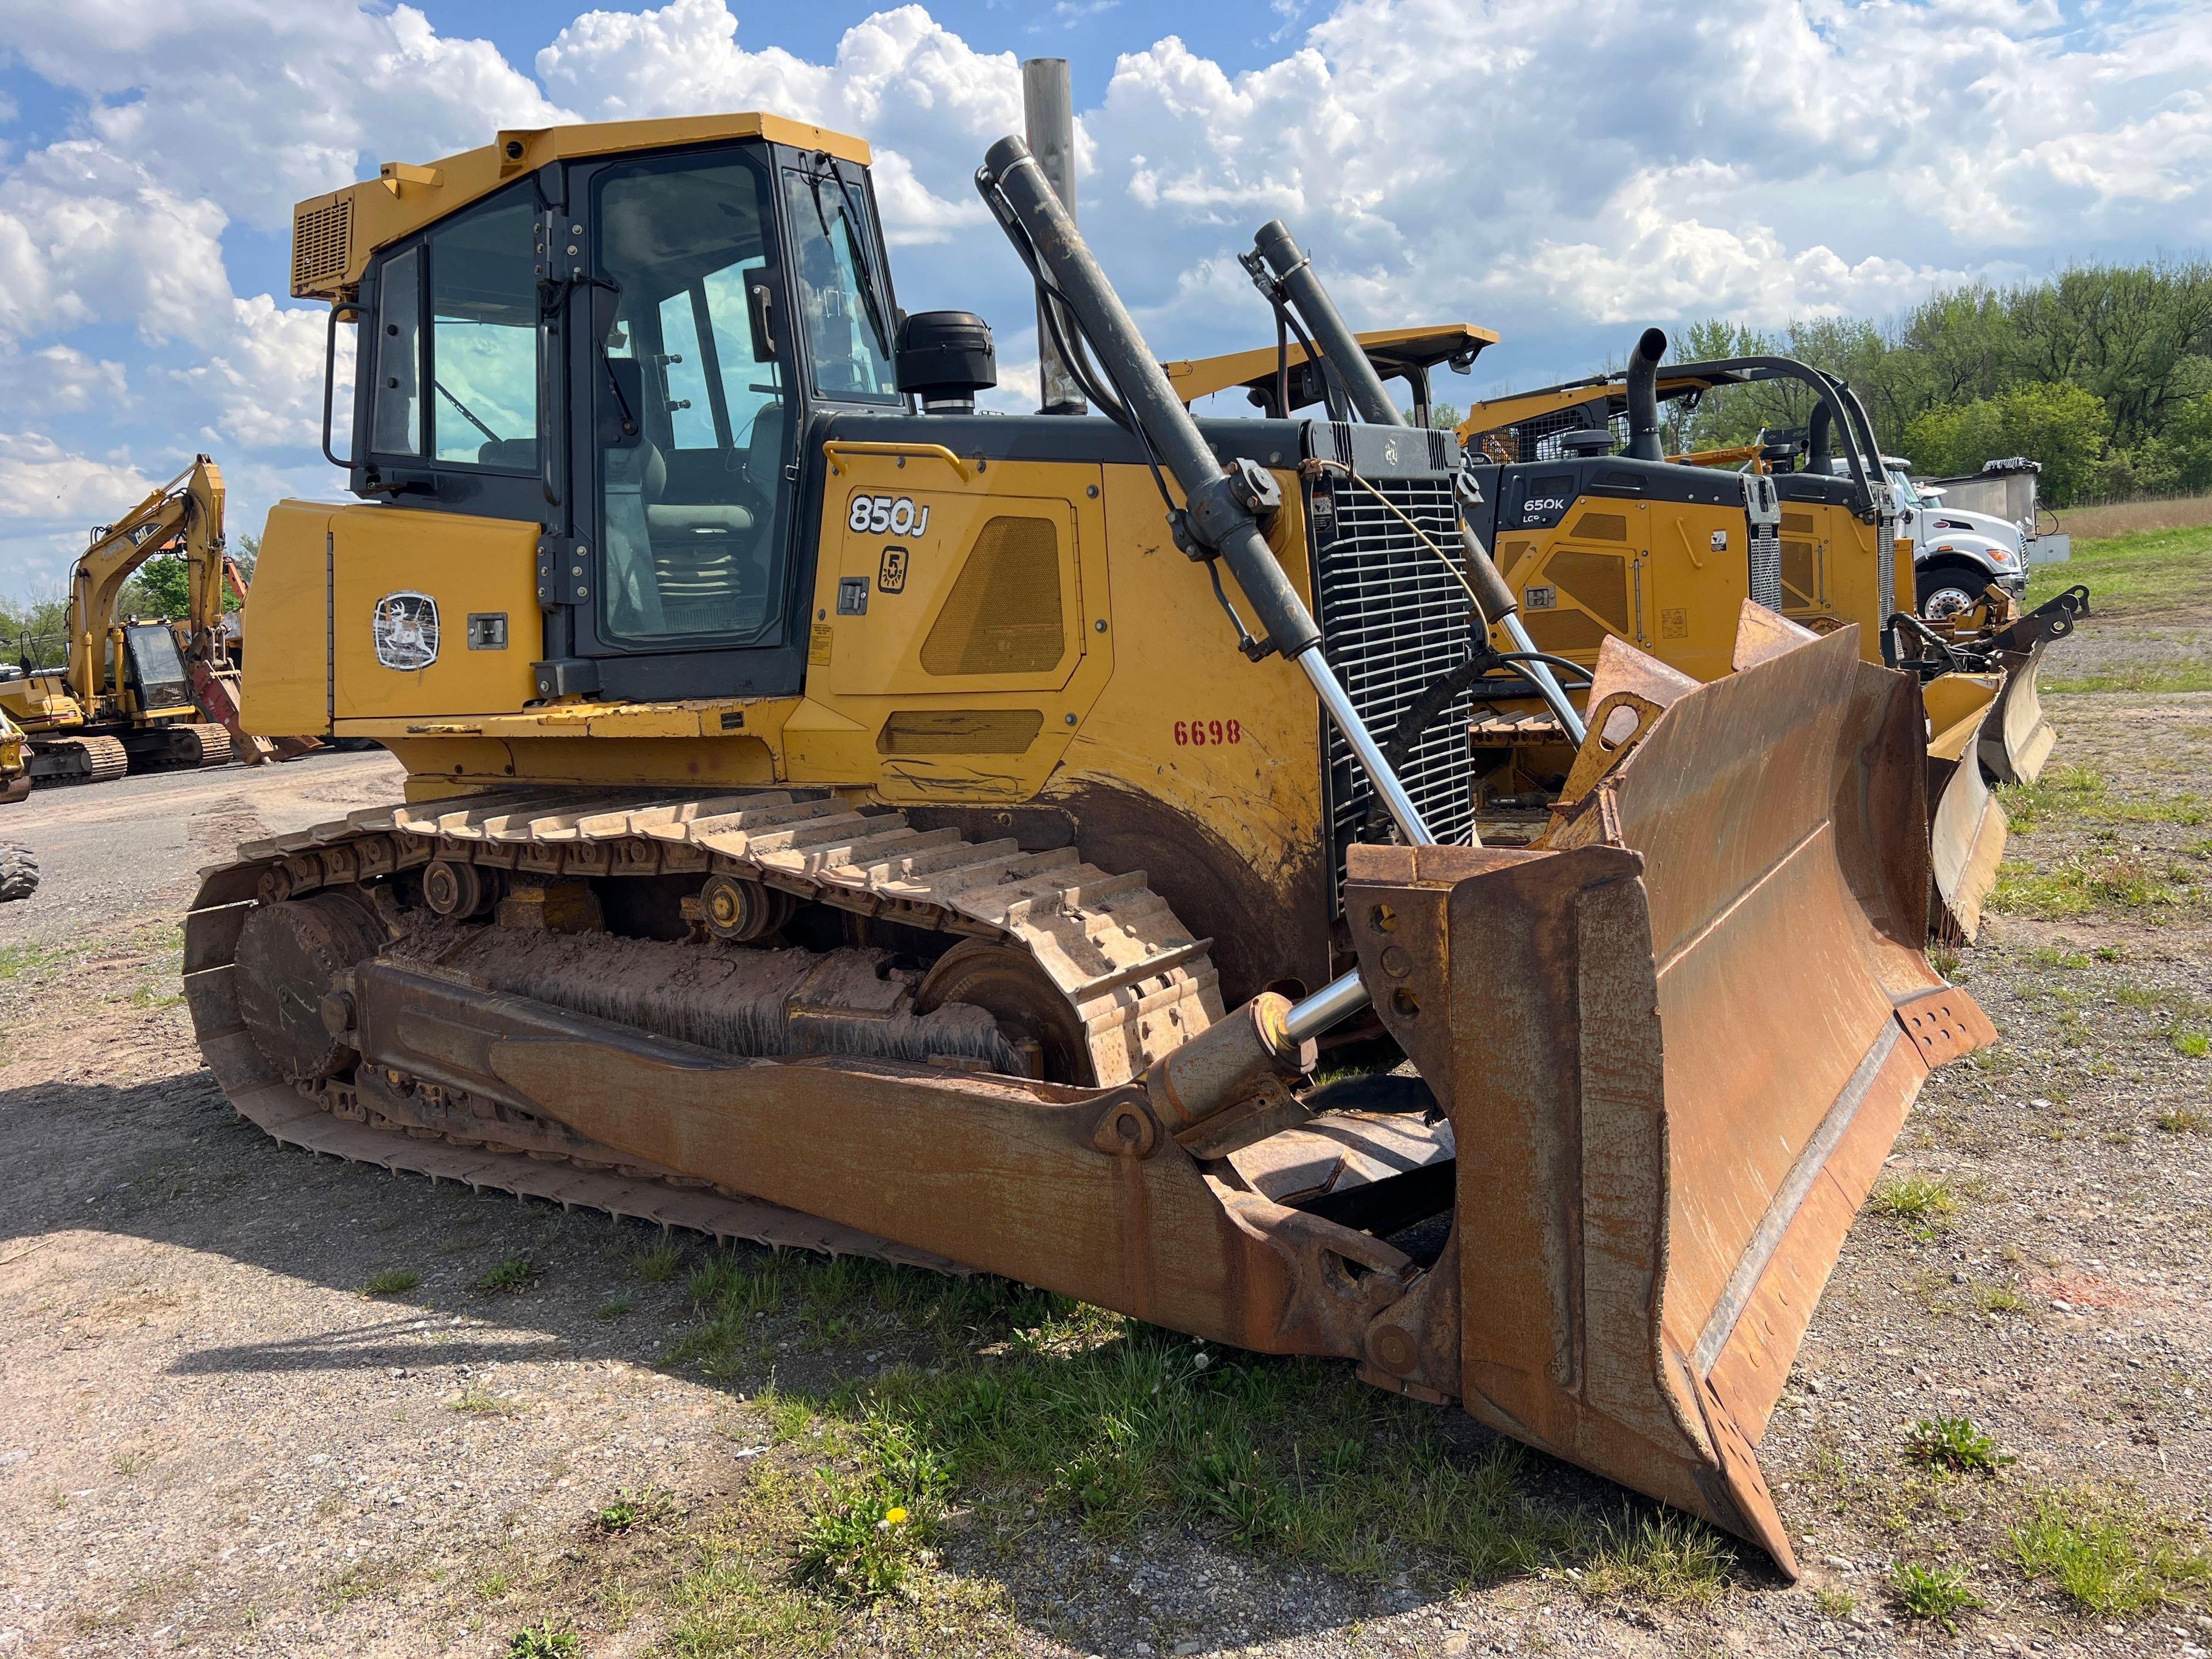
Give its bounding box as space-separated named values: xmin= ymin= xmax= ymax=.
xmin=1312 ymin=472 xmax=1477 ymax=902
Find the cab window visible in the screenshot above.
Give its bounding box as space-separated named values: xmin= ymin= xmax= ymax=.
xmin=592 ymin=147 xmax=790 ymax=646
xmin=429 ymin=192 xmax=539 ymax=469
xmin=782 ymin=162 xmax=897 ymax=403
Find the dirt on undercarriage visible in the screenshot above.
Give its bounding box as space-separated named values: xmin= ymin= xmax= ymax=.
xmin=1 ymin=588 xmax=2209 ymax=1659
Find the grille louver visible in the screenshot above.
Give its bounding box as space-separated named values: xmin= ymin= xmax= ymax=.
xmin=291 ymin=197 xmax=354 ymax=298
xmin=1312 ymin=470 xmax=1478 ymax=900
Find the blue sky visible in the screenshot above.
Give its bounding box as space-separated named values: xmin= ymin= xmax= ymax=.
xmin=2 ymin=0 xmax=2207 ymax=600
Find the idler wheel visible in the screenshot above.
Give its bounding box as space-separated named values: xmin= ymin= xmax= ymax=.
xmin=234 ymin=893 xmax=389 ymax=1084
xmin=915 ymin=939 xmax=1091 ymax=1085
xmin=422 ymin=858 xmax=493 ymax=918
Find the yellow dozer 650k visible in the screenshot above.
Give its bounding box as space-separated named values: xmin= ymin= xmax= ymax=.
xmin=189 ymin=115 xmax=1997 ymax=1574
xmin=1161 ymin=318 xmax=2087 ymax=941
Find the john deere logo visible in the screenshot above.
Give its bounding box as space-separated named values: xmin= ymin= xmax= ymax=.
xmin=372 ymin=591 xmax=440 ymax=671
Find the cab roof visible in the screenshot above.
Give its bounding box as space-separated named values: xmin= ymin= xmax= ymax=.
xmin=290 ymin=112 xmax=873 ymax=301
xmin=1161 ymin=324 xmax=1498 ymax=407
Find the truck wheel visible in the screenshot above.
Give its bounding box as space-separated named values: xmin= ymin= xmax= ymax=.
xmin=1916 ymin=559 xmax=1989 ymax=621
xmin=0 ymin=841 xmax=38 ymax=903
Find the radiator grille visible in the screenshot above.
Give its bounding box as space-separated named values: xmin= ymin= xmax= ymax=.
xmin=1312 ymin=472 xmax=1478 ymax=900
xmin=292 ymin=197 xmax=354 ymax=298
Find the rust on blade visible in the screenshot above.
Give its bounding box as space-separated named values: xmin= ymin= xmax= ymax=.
xmin=1923 ymin=673 xmax=2007 ymax=940
xmin=1347 ymin=620 xmax=1993 ymax=1577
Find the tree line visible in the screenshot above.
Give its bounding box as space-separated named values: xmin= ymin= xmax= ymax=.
xmin=1661 ymin=261 xmax=2212 ymax=506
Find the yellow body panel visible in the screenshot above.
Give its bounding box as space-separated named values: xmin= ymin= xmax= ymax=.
xmin=790 ymin=451 xmax=1111 ymax=800
xmin=1046 ymin=465 xmax=1327 ymax=923
xmin=1498 ymin=495 xmax=1914 ymax=685
xmin=330 ymin=508 xmax=540 ymax=722
xmin=1495 ymin=498 xmax=1750 ymax=683
xmin=1164 ymin=324 xmax=1498 ymax=406
xmin=239 ymin=501 xmax=336 ymax=738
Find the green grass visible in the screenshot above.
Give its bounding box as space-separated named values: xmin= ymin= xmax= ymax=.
xmin=449 ymin=1385 xmax=523 ymax=1418
xmin=505 ymin=1624 xmax=578 ymax=1658
xmin=632 ymin=1239 xmax=685 ymax=1283
xmin=2158 ymin=1108 xmax=2210 ymax=1132
xmin=2012 ymin=1493 xmax=2212 ymax=1616
xmin=1869 ymin=1176 xmax=1960 ymax=1222
xmin=1976 ymin=1284 xmax=2029 ymax=1314
xmin=596 ymin=1488 xmax=669 ymax=1535
xmin=790 ymin=1478 xmax=924 ymax=1603
xmin=1904 ymin=1416 xmax=2013 ymax=1475
xmin=476 ymin=1254 xmax=540 ymax=1294
xmin=2175 ymin=1031 xmax=2211 ymax=1059
xmin=668 ymin=1248 xmax=1738 ymax=1597
xmin=1991 ymin=853 xmax=2198 ymax=918
xmin=2028 ymin=523 xmax=2212 ymax=618
xmin=1999 ymin=764 xmax=2109 ymax=834
xmin=2043 ymin=664 xmax=2212 ymax=694
xmin=596 ymin=1296 xmax=634 ymax=1322
xmin=364 ymin=1267 xmax=421 ymax=1297
xmin=1891 ymin=1561 xmax=1983 ymax=1629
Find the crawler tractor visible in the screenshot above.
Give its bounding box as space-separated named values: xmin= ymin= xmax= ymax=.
xmin=188 ymin=115 xmax=1998 ymax=1574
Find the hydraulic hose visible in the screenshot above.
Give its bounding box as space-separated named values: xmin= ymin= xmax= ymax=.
xmin=979 ymin=136 xmax=1435 ymax=850
xmin=981 ymin=137 xmax=1463 ymax=1041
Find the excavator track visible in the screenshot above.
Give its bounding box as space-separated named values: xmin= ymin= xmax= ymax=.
xmin=29 ymin=734 xmax=128 ymax=786
xmin=184 ymin=788 xmax=1224 ymax=1263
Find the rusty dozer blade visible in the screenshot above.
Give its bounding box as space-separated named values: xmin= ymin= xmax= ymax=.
xmin=1346 ymin=610 xmax=1994 ymax=1575
xmin=1923 ymin=673 xmax=2007 ymax=941
xmin=1976 ymin=584 xmax=2089 ymax=787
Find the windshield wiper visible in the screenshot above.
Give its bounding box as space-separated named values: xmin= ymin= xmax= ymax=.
xmin=804 ymin=154 xmax=894 ymax=361
xmin=435 ymin=379 xmax=502 ymax=444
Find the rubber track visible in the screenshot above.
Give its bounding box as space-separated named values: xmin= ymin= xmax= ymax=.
xmin=183 ymin=788 xmax=1225 ymax=1261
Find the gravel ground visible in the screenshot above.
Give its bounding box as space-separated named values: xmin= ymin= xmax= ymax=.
xmin=2 ymin=603 xmax=2209 ymax=1659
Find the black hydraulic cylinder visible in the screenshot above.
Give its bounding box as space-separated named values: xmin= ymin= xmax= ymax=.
xmin=1252 ymin=219 xmax=1402 ymax=427
xmin=1625 ymin=327 xmax=1667 ymax=462
xmin=981 ymin=137 xmax=1321 ymax=662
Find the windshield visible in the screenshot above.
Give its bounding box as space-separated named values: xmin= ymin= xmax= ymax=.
xmin=782 ymin=163 xmax=897 ymax=403
xmin=1887 ymin=468 xmax=1923 ymax=507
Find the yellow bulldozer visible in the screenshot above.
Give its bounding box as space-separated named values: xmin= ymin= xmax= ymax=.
xmin=1166 ymin=319 xmax=2088 ymax=938
xmin=187 ymin=113 xmax=2001 ymax=1574
xmin=1 ymin=456 xmax=255 ymax=784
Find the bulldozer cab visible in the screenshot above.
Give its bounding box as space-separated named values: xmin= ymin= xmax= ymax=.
xmin=330 ymin=123 xmax=895 ymax=703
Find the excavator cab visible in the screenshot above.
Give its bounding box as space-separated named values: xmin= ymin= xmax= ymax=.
xmin=192 ymin=116 xmax=2006 ymax=1577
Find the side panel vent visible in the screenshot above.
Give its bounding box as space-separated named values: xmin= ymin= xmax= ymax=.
xmin=921 ymin=516 xmax=1065 ymax=676
xmin=292 ymin=196 xmax=355 ymax=298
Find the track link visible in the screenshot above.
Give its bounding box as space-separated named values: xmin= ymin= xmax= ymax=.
xmin=30 ymin=734 xmax=128 ymax=785
xmin=184 ymin=787 xmax=1225 ymax=1262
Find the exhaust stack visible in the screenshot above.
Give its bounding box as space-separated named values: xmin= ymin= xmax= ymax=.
xmin=1020 ymin=59 xmax=1086 ymax=417
xmin=1624 ymin=326 xmax=1667 ymax=461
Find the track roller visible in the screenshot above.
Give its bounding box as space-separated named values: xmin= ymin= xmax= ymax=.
xmin=422 ymin=858 xmax=497 ymax=918
xmin=699 ymin=873 xmax=793 ymax=943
